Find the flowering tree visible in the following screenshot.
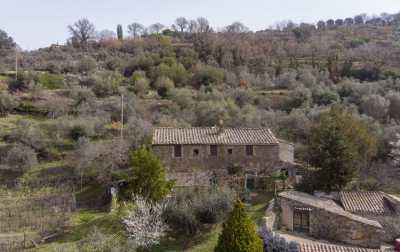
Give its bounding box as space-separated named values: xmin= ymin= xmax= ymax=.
xmin=123 ymin=195 xmax=167 ymax=248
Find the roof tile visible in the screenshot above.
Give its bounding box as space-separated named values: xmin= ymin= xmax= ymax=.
xmin=299 ymin=243 xmax=380 ymax=252
xmin=339 ymin=191 xmax=387 ymax=215
xmin=152 ymin=127 xmax=279 ymax=145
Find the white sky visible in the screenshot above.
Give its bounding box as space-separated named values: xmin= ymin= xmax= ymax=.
xmin=1 ymin=0 xmax=399 ymax=50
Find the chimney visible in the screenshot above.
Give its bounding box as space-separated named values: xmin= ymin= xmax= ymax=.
xmin=218 ymin=119 xmax=224 ymax=135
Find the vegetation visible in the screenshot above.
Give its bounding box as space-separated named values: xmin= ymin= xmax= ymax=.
xmin=214 ymin=200 xmax=263 ymax=252
xmin=0 ymin=8 xmax=399 ymax=251
xmin=118 ymin=147 xmax=174 ymax=202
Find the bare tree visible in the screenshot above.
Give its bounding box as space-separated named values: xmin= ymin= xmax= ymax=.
xmin=149 ymin=23 xmax=165 ymax=34
xmin=175 ymin=17 xmax=188 ymax=32
xmin=188 ymin=20 xmax=198 ymax=33
xmin=127 ymin=22 xmax=144 ymax=38
xmin=197 ymin=17 xmax=211 ymax=33
xmin=68 ymin=18 xmax=96 ymax=44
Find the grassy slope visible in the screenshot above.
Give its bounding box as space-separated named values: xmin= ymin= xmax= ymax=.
xmin=36 ymin=192 xmax=274 ymax=252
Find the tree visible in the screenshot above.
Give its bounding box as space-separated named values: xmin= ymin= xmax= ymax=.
xmin=97 ymin=29 xmax=115 ymax=41
xmin=4 ymin=144 xmax=38 ymax=172
xmin=360 ymin=94 xmax=389 ymax=122
xmin=117 ymin=24 xmax=123 ymax=40
xmin=215 ymin=200 xmax=263 ymax=252
xmin=0 ymin=92 xmax=18 ymax=117
xmin=197 ymin=17 xmax=211 ymax=33
xmin=127 ymin=22 xmax=144 ymax=38
xmin=68 ymin=18 xmax=96 ymax=44
xmin=308 ymin=111 xmax=357 ymax=192
xmin=123 ymin=195 xmax=167 ymax=249
xmin=149 ymin=23 xmax=165 ymax=34
xmin=119 ymin=147 xmax=174 ymax=202
xmin=307 ymin=106 xmax=377 ymax=192
xmin=0 ymin=29 xmax=15 ymax=56
xmin=175 ymin=17 xmax=189 ymax=32
xmin=317 ymin=21 xmax=326 ymax=30
xmin=225 ymin=22 xmax=249 ymax=33
xmin=188 ymin=20 xmax=199 ymax=33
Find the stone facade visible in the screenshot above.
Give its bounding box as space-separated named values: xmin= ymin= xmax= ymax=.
xmin=277 ymin=191 xmax=400 ymax=249
xmin=152 ymin=127 xmax=296 ymax=187
xmin=153 ymin=144 xmax=294 ymax=186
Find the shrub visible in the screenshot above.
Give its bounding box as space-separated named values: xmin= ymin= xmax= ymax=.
xmin=4 ymin=144 xmax=38 ymax=172
xmin=163 ymin=188 xmax=236 ymax=236
xmin=70 ymin=125 xmax=87 ymax=141
xmin=38 ymin=73 xmax=64 ymax=89
xmin=262 ymin=228 xmax=299 ymax=252
xmin=0 ymin=91 xmax=18 ymax=116
xmin=163 ymin=201 xmax=200 ymax=236
xmin=154 ymin=76 xmax=174 ymax=98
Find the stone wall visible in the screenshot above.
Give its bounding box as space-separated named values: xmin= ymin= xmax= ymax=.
xmin=278 ymin=197 xmax=385 ymax=248
xmin=153 ymin=144 xmax=294 ymax=187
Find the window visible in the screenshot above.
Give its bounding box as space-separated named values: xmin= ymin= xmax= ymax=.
xmin=174 ymin=145 xmax=182 ymax=157
xmin=193 ymin=149 xmax=199 ymax=157
xmin=210 ymin=145 xmax=218 ymax=156
xmin=293 ymin=209 xmax=310 ymax=233
xmin=245 ymin=145 xmax=254 ymax=156
xmin=227 ymin=149 xmax=233 ymax=155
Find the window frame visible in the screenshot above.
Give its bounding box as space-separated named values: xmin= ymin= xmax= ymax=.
xmin=245 ymin=145 xmax=254 ymax=156
xmin=174 ymin=145 xmax=182 ymax=158
xmin=210 ymin=145 xmax=218 ymax=156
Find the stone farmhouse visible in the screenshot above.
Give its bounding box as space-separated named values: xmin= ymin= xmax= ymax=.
xmin=275 ymin=191 xmax=400 ymax=249
xmin=152 ymin=127 xmax=298 ymax=187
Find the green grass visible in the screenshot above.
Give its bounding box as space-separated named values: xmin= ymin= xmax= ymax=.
xmin=36 ymin=191 xmax=274 ymax=252
xmin=36 ymin=210 xmax=125 ymax=251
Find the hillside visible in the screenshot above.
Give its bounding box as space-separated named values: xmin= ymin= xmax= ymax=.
xmin=0 ymin=13 xmax=400 ymax=251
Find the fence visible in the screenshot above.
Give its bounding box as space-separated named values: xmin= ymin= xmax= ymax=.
xmin=0 ymin=192 xmax=75 ymax=250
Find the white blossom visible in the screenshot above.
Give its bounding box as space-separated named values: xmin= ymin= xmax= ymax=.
xmin=123 ymin=195 xmax=167 ymax=248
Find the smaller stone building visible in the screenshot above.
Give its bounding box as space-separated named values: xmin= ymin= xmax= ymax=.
xmin=277 ymin=191 xmax=400 ymax=249
xmin=152 ymin=127 xmax=297 ymax=187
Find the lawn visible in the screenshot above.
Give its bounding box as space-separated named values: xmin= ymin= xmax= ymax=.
xmin=36 ymin=191 xmax=274 ymax=252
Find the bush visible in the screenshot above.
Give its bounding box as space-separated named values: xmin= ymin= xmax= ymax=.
xmin=38 ymin=73 xmax=64 ymax=89
xmin=0 ymin=91 xmax=18 ymax=116
xmin=70 ymin=125 xmax=87 ymax=141
xmin=262 ymin=228 xmax=299 ymax=252
xmin=163 ymin=188 xmax=236 ymax=236
xmin=3 ymin=144 xmax=38 ymax=172
xmin=154 ymin=76 xmax=174 ymax=98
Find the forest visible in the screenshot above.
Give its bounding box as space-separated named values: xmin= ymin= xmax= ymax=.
xmin=0 ymin=11 xmax=400 ymax=251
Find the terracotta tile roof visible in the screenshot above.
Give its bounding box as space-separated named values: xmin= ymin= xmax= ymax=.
xmin=339 ymin=191 xmax=387 ymax=215
xmin=152 ymin=127 xmax=279 ymax=145
xmin=299 ymin=243 xmax=380 ymax=252
xmin=278 ymin=191 xmax=383 ymax=228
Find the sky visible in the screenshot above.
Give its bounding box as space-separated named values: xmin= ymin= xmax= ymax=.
xmin=1 ymin=0 xmax=399 ymax=50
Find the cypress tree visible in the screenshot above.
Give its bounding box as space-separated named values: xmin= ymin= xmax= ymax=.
xmin=215 ymin=200 xmax=263 ymax=252
xmin=117 ymin=24 xmax=123 ymax=40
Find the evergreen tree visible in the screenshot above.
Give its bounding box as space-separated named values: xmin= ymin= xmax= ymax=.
xmin=119 ymin=147 xmax=174 ymax=202
xmin=215 ymin=200 xmax=263 ymax=252
xmin=308 ymin=108 xmax=358 ymax=192
xmin=117 ymin=24 xmax=123 ymax=40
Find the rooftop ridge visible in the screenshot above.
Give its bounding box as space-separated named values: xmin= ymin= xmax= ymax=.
xmin=152 ymin=127 xmax=282 ymax=145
